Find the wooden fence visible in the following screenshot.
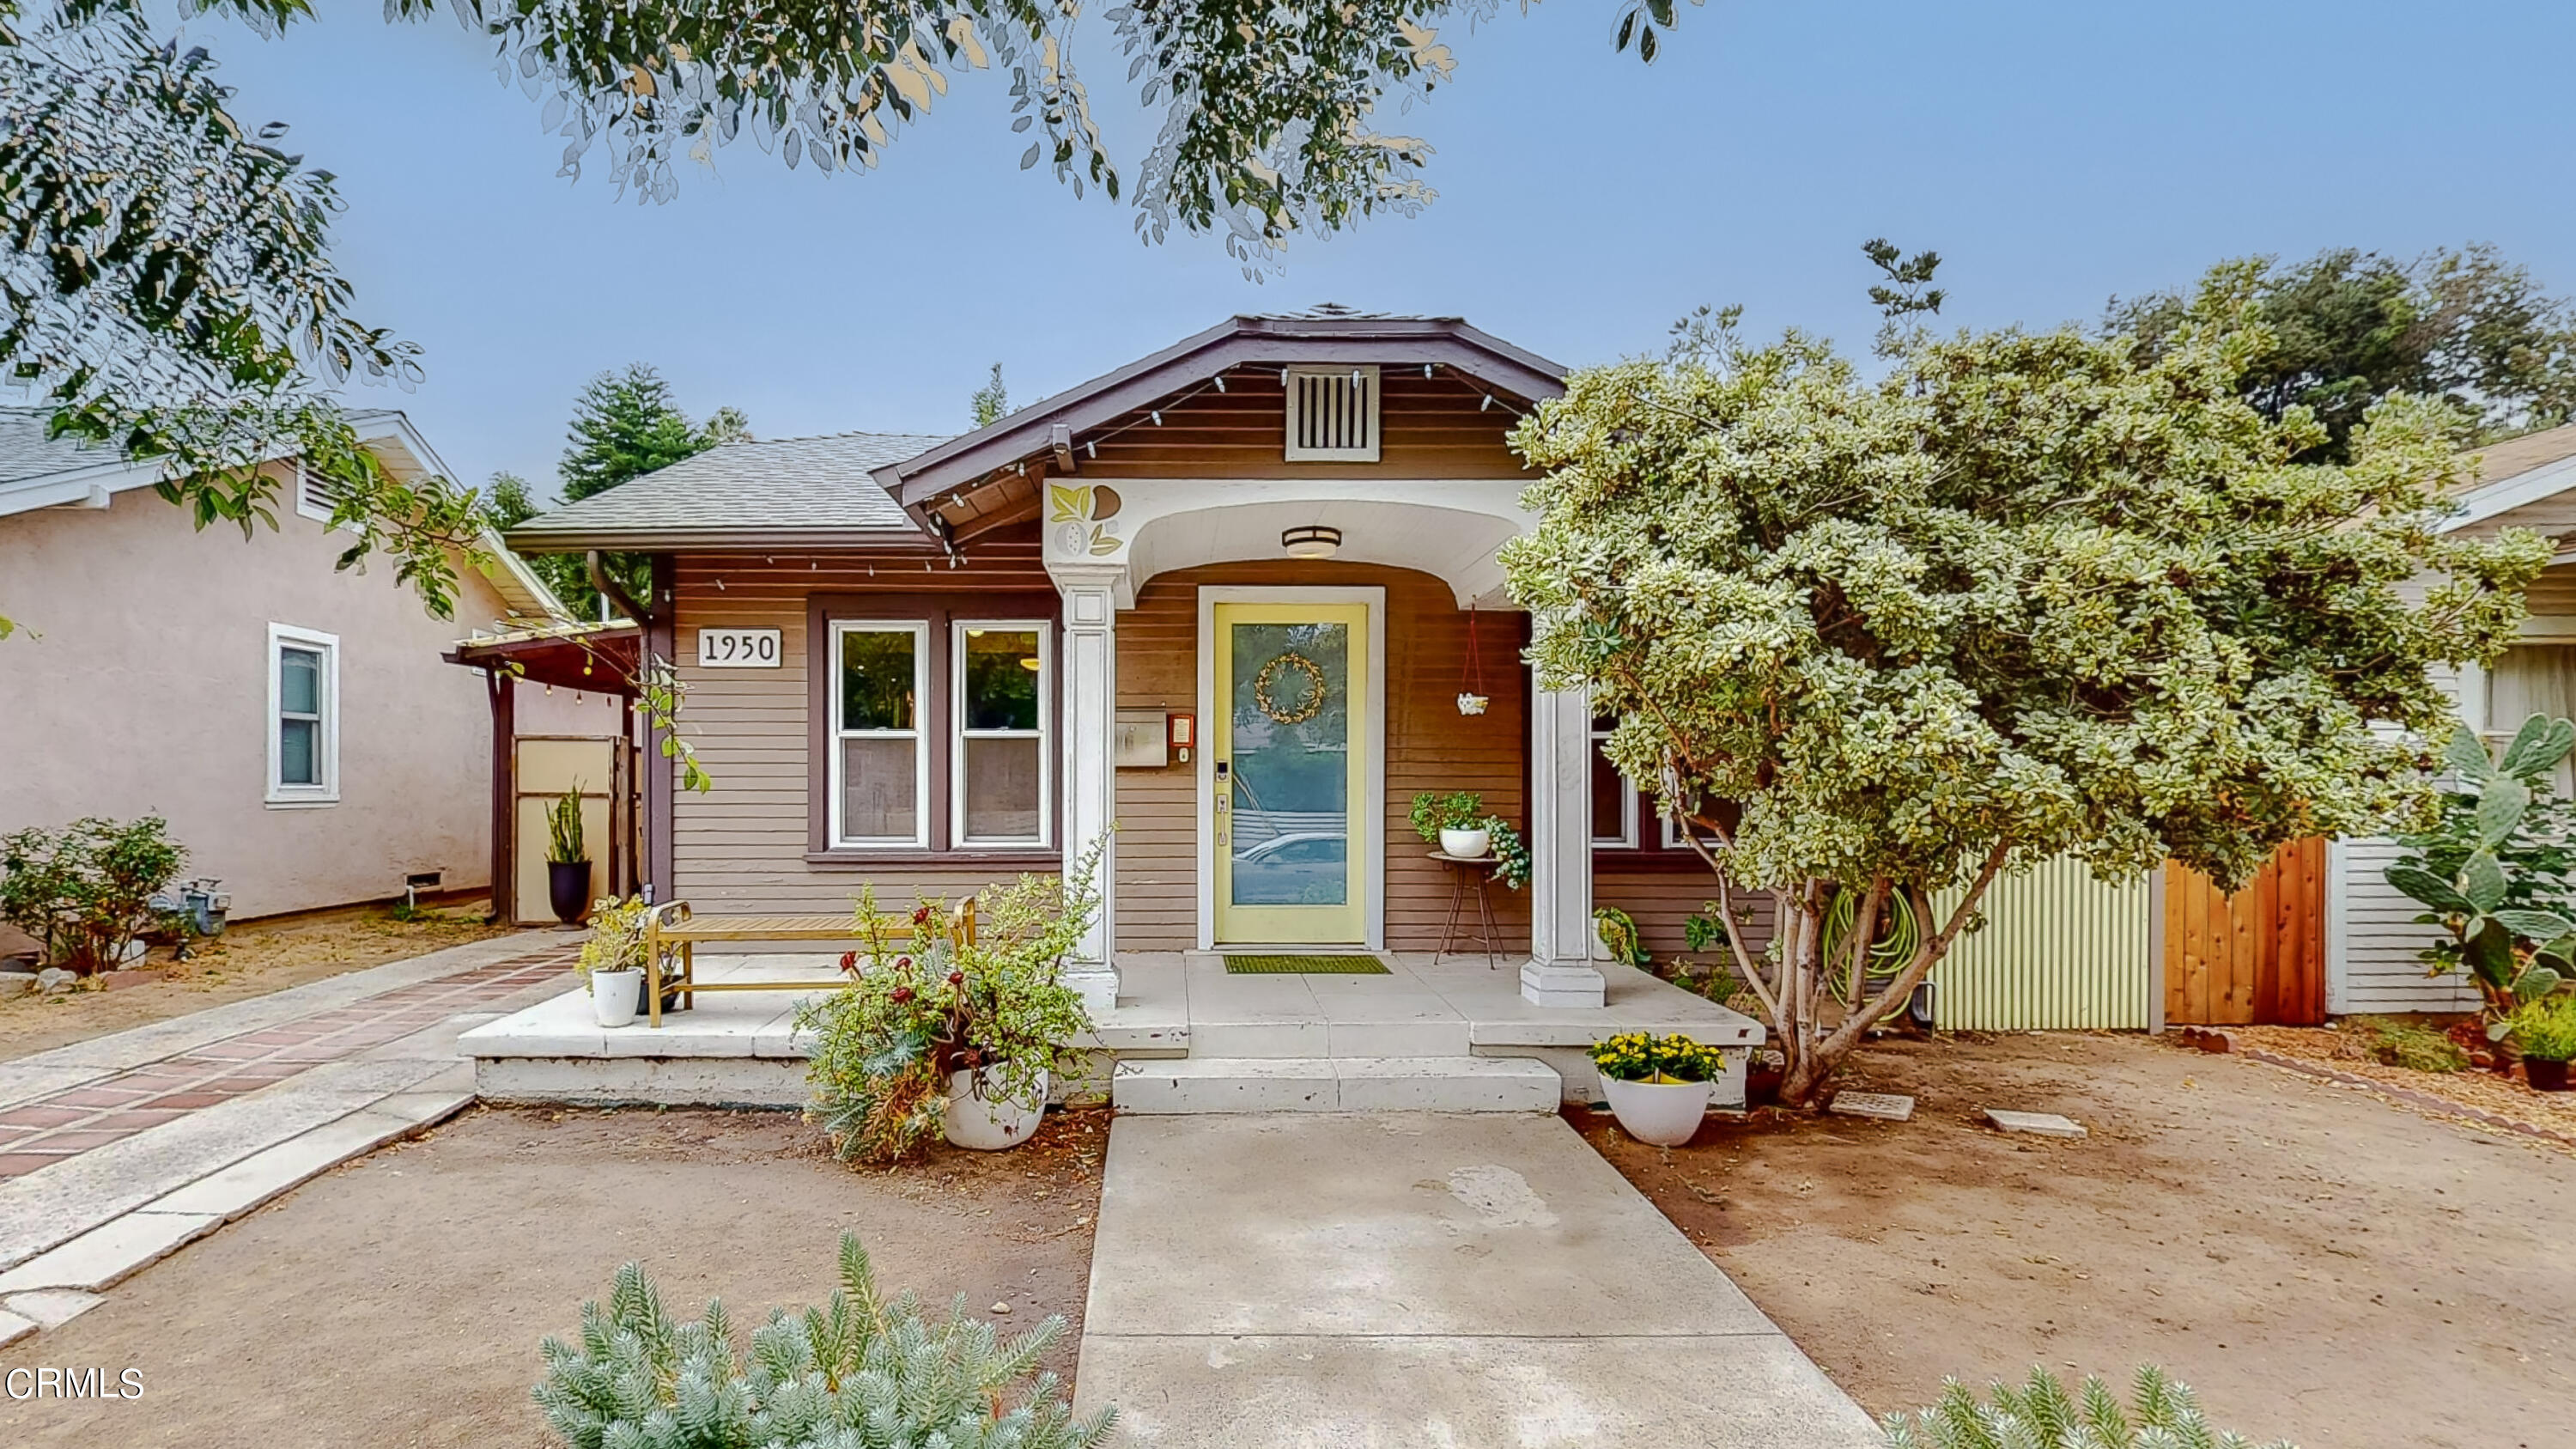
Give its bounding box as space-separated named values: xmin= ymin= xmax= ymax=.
xmin=2162 ymin=837 xmax=2327 ymax=1026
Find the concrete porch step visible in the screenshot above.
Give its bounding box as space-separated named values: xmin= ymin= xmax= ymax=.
xmin=1112 ymin=1056 xmax=1559 ymax=1114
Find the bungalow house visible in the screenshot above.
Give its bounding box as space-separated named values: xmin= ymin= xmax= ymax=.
xmin=2329 ymin=423 xmax=2576 ymax=1015
xmin=0 ymin=409 xmax=605 ymax=929
xmin=492 ymin=309 xmax=1762 ymax=1107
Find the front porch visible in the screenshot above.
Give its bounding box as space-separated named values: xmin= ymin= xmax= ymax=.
xmin=458 ymin=950 xmax=1763 ymax=1110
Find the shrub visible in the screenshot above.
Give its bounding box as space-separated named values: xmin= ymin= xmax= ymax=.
xmin=799 ymin=840 xmax=1103 ymax=1163
xmin=0 ymin=817 xmax=185 ymax=975
xmin=532 ymin=1233 xmax=1115 ymax=1449
xmin=576 ymin=897 xmax=658 ymax=986
xmin=1883 ymin=1365 xmax=2293 ymax=1449
xmin=2352 ymin=1016 xmax=2469 ymax=1073
xmin=2509 ymin=993 xmax=2576 ymax=1063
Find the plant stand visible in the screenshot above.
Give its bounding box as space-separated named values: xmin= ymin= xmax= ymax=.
xmin=1429 ymin=851 xmax=1502 ymax=968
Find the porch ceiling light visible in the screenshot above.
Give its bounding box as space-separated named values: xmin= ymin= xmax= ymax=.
xmin=1282 ymin=525 xmax=1342 ymax=559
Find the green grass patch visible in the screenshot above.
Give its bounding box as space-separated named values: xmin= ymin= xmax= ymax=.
xmin=1222 ymin=954 xmax=1389 ymax=975
xmin=2353 ymin=1015 xmax=2469 ymax=1073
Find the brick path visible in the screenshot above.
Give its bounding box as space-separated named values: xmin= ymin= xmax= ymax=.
xmin=0 ymin=950 xmax=570 ymax=1178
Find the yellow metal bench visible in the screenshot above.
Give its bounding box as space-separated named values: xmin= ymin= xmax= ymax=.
xmin=641 ymin=898 xmax=976 ymax=1027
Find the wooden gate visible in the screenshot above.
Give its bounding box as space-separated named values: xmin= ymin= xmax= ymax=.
xmin=2164 ymin=837 xmax=2326 ymax=1026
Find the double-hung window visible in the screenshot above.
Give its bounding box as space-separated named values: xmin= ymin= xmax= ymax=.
xmin=953 ymin=623 xmax=1050 ymax=847
xmin=830 ymin=621 xmax=929 ymax=848
xmin=267 ymin=624 xmax=339 ymax=806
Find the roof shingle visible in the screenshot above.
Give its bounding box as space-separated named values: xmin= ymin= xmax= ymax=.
xmin=507 ymin=430 xmax=947 ymax=545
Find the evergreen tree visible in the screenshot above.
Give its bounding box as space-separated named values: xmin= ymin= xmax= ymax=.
xmin=969 ymin=363 xmax=1011 ymax=428
xmin=560 ymin=365 xmax=712 ymax=503
xmin=484 ymin=471 xmax=592 ymax=613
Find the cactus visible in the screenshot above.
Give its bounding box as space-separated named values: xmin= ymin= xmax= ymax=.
xmin=546 ymin=784 xmax=586 ymax=866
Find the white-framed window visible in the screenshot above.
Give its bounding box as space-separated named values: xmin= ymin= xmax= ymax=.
xmin=1283 ymin=363 xmax=1381 ymax=462
xmin=952 ymin=621 xmax=1050 ymax=847
xmin=1661 ymin=792 xmax=1722 ymax=850
xmin=266 ymin=624 xmax=340 ymax=806
xmin=1590 ymin=713 xmax=1637 ymax=849
xmin=829 ymin=620 xmax=929 ymax=848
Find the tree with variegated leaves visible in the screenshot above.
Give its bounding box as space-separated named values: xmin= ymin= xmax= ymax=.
xmin=2385 ymin=715 xmax=2576 ymax=1035
xmin=1502 ymin=260 xmax=2550 ymax=1108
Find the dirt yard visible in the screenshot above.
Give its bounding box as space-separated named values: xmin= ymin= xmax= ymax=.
xmin=1577 ymin=1031 xmax=2573 ymax=1449
xmin=0 ymin=902 xmax=518 ymax=1062
xmin=0 ymin=1104 xmax=1108 ymax=1448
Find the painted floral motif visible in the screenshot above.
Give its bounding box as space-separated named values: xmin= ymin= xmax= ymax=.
xmin=1047 ymin=483 xmax=1124 ymax=557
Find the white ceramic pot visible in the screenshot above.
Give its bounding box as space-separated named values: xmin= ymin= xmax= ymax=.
xmin=944 ymin=1067 xmax=1049 ymax=1151
xmin=1455 ymin=692 xmax=1490 ymax=716
xmin=1439 ymin=826 xmax=1492 ymax=859
xmin=1601 ymin=1073 xmax=1713 ymax=1147
xmin=591 ymin=969 xmax=642 ymax=1028
xmin=1591 ymin=919 xmax=1617 ymax=962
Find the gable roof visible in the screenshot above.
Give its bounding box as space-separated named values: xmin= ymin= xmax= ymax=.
xmin=871 ymin=310 xmax=1565 ymax=513
xmin=503 ymin=429 xmax=949 ymax=551
xmin=2447 ymin=423 xmax=2576 ymax=533
xmin=0 ymin=406 xmax=567 ymax=619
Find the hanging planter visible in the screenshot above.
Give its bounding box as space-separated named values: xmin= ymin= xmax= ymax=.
xmin=1456 ymin=606 xmax=1490 ymax=715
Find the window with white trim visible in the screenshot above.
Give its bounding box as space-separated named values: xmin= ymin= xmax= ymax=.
xmin=830 ymin=621 xmax=929 ymax=847
xmin=266 ymin=624 xmax=339 ymax=805
xmin=953 ymin=622 xmax=1050 ymax=846
xmin=1589 ymin=713 xmax=1637 ymax=849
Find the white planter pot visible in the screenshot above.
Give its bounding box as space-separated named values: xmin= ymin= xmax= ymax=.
xmin=591 ymin=969 xmax=643 ymax=1028
xmin=1591 ymin=919 xmax=1617 ymax=962
xmin=944 ymin=1067 xmax=1049 ymax=1151
xmin=1600 ymin=1073 xmax=1713 ymax=1147
xmin=1439 ymin=826 xmax=1492 ymax=859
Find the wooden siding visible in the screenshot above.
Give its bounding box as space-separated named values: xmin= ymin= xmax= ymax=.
xmin=666 ymin=532 xmax=1061 ymax=914
xmin=935 ymin=369 xmax=1531 ymax=538
xmin=1112 ymin=561 xmax=1532 ymax=951
xmin=2167 ymin=838 xmax=2328 ymax=1026
xmin=1931 ymin=857 xmax=2154 ymax=1031
xmin=2333 ymin=663 xmax=2483 ymax=1014
xmin=1594 ymin=867 xmax=1777 ymax=965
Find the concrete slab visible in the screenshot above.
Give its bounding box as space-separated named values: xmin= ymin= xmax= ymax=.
xmin=1113 ymin=1058 xmax=1335 ymax=1114
xmin=1829 ymin=1092 xmax=1915 ymax=1123
xmin=143 ymin=1104 xmax=440 ymax=1221
xmin=1076 ymin=1333 xmax=1880 ymax=1449
xmin=1985 ymin=1109 xmax=2087 ymax=1138
xmin=1084 ymin=1114 xmax=1780 ymax=1338
xmin=1076 ymin=1111 xmax=1875 ymax=1447
xmin=0 ymin=1309 xmax=31 ymax=1349
xmin=4 ymin=1288 xmax=102 ymax=1328
xmin=0 ymin=1209 xmax=221 ymax=1293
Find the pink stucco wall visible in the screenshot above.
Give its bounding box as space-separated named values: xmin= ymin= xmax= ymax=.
xmin=0 ymin=480 xmax=597 ymax=918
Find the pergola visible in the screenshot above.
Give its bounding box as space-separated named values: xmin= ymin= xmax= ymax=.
xmin=445 ymin=619 xmax=644 ymax=920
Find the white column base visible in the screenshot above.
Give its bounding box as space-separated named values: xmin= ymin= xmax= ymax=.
xmin=1519 ymin=959 xmax=1607 ymax=1009
xmin=1066 ymin=965 xmax=1121 ymax=1020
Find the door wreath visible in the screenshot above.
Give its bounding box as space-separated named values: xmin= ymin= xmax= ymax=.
xmin=1254 ymin=652 xmax=1328 ymax=724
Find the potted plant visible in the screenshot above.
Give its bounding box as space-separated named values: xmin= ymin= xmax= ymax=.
xmin=1592 ymin=905 xmax=1650 ymax=966
xmin=1482 ymin=816 xmax=1530 ymax=889
xmin=1411 ymin=790 xmax=1490 ymax=859
xmin=799 ymin=841 xmax=1105 ymax=1160
xmin=545 ymin=784 xmax=592 ymax=926
xmin=577 ymin=896 xmax=653 ymax=1027
xmin=2511 ymin=993 xmax=2576 ymax=1091
xmin=1589 ymin=1031 xmax=1730 ymax=1146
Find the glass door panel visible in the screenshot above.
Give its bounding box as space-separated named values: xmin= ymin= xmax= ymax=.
xmin=1212 ymin=602 xmax=1368 ymax=944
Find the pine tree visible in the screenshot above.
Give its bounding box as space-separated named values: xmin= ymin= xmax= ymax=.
xmin=561 ymin=364 xmax=711 ymax=503
xmin=969 ymin=362 xmax=1011 ymax=428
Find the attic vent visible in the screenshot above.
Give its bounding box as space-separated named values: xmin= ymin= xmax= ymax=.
xmin=1284 ymin=364 xmax=1380 ymax=462
xmin=295 ymin=462 xmax=337 ymax=521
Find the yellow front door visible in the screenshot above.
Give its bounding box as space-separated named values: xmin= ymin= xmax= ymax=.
xmin=1212 ymin=601 xmax=1369 ymax=944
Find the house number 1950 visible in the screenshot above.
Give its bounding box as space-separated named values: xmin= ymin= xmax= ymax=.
xmin=696 ymin=628 xmax=781 ymax=667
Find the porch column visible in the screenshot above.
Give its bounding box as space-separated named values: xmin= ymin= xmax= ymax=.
xmin=1049 ymin=562 xmax=1122 ymax=1016
xmin=1523 ymin=672 xmax=1606 ymax=1007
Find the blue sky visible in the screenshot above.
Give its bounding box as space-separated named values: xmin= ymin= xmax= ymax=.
xmin=191 ymin=0 xmax=2576 ymax=499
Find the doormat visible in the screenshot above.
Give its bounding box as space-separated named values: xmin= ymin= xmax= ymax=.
xmin=1222 ymin=954 xmax=1390 ymax=975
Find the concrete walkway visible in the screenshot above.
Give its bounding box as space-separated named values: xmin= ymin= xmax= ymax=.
xmin=1073 ymin=1112 xmax=1881 ymax=1448
xmin=0 ymin=934 xmax=573 ymax=1346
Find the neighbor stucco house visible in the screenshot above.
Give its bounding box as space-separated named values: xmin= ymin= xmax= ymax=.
xmin=0 ymin=408 xmax=586 ymax=921
xmin=505 ymin=309 xmax=1743 ymax=1018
